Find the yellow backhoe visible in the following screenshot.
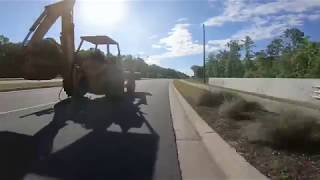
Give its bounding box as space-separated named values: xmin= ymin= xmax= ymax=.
xmin=21 ymin=0 xmax=135 ymax=97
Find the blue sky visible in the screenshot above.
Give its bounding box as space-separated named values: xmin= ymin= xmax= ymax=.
xmin=0 ymin=0 xmax=320 ymax=75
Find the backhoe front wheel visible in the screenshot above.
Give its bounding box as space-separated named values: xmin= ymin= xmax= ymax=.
xmin=63 ymin=78 xmax=73 ymax=97
xmin=106 ymin=75 xmax=125 ymax=100
xmin=69 ymin=65 xmax=87 ymax=98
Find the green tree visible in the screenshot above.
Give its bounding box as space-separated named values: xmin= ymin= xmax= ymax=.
xmin=242 ymin=36 xmax=255 ymax=60
xmin=191 ymin=65 xmax=203 ymax=78
xmin=226 ymin=40 xmax=244 ymax=77
xmin=0 ymin=35 xmax=9 ymax=45
xmin=283 ymin=28 xmax=305 ymax=51
xmin=291 ymin=38 xmax=320 ymax=77
xmin=242 ymin=36 xmax=255 ymax=76
xmin=199 ymin=28 xmax=320 ymax=79
xmin=206 ymin=53 xmax=219 ymax=77
xmin=267 ymin=38 xmax=284 ymax=58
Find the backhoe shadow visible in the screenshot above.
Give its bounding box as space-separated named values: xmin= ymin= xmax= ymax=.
xmin=0 ymin=92 xmax=158 ymax=180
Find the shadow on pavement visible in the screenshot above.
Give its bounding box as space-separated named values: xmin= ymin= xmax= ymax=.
xmin=0 ymin=92 xmax=159 ymax=180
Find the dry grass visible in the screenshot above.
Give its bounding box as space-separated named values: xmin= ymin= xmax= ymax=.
xmin=185 ymin=78 xmax=205 ymax=84
xmin=198 ymin=90 xmax=235 ymax=107
xmin=265 ymin=110 xmax=320 ymax=153
xmin=174 ymin=80 xmax=210 ymax=105
xmin=175 ymin=80 xmax=263 ymax=120
xmin=174 ymin=80 xmax=235 ymax=107
xmin=219 ymin=98 xmax=263 ymax=120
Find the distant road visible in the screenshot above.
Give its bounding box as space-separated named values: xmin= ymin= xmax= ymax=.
xmin=0 ymin=78 xmax=24 ymax=81
xmin=0 ymin=78 xmax=62 ymax=81
xmin=0 ymin=79 xmax=181 ymax=180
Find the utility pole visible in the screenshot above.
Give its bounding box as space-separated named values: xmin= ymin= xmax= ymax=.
xmin=203 ymin=24 xmax=206 ymax=83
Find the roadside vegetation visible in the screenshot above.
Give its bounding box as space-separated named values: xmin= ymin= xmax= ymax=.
xmin=191 ymin=28 xmax=320 ymax=79
xmin=218 ymin=98 xmax=263 ymax=120
xmin=266 ymin=111 xmax=320 ymax=153
xmin=174 ymin=80 xmax=320 ymax=180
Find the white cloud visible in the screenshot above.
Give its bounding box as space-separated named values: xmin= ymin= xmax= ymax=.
xmin=207 ymin=39 xmax=230 ymax=51
xmin=177 ymin=17 xmax=188 ymax=22
xmin=138 ymin=51 xmax=145 ymax=55
xmin=149 ymin=34 xmax=158 ymax=40
xmin=204 ymin=0 xmax=320 ymax=27
xmin=152 ymin=44 xmax=162 ymax=49
xmin=147 ymin=23 xmax=203 ymax=64
xmin=206 ymin=14 xmax=308 ymax=52
xmin=202 ymin=0 xmax=320 ymax=51
xmin=158 ymin=23 xmax=202 ymax=57
xmin=308 ymin=13 xmax=320 ymax=21
xmin=232 ymin=12 xmax=320 ymax=41
xmin=204 ymin=0 xmax=248 ymax=26
xmin=147 ymin=1 xmax=320 ymax=65
xmin=145 ymin=56 xmax=161 ymax=65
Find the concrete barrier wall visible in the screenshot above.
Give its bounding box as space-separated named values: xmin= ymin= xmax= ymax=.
xmin=208 ymin=78 xmax=320 ymax=106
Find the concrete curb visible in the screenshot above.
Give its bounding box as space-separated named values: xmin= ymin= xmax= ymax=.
xmin=169 ymin=82 xmax=268 ymax=180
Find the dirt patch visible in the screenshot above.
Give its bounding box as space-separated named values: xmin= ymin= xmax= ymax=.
xmin=174 ymin=80 xmax=320 ymax=180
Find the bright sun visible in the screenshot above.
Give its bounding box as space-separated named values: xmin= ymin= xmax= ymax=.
xmin=79 ymin=0 xmax=126 ymax=27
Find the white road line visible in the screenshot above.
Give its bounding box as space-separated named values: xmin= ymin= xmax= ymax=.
xmin=0 ymin=101 xmax=58 ymax=115
xmin=0 ymin=86 xmax=62 ymax=94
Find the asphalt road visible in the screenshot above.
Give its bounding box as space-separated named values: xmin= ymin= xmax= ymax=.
xmin=0 ymin=79 xmax=181 ymax=180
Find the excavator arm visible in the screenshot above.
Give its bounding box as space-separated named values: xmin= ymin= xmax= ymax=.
xmin=22 ymin=0 xmax=76 ymax=95
xmin=23 ymin=0 xmax=75 ymax=49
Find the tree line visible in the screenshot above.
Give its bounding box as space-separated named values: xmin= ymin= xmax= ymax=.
xmin=0 ymin=35 xmax=188 ymax=79
xmin=0 ymin=35 xmax=24 ymax=77
xmin=192 ymin=28 xmax=320 ymax=79
xmin=121 ymin=55 xmax=188 ymax=79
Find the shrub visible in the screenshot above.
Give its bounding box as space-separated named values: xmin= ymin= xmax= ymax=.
xmin=197 ymin=91 xmax=235 ymax=107
xmin=219 ymin=98 xmax=263 ymax=120
xmin=267 ymin=110 xmax=320 ymax=153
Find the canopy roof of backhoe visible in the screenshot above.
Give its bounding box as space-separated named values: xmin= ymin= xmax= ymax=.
xmin=80 ymin=35 xmax=118 ymax=45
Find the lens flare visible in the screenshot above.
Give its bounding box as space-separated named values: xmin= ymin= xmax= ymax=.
xmin=79 ymin=0 xmax=127 ymax=28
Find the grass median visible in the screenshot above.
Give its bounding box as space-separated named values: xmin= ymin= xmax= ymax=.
xmin=174 ymin=80 xmax=320 ymax=180
xmin=0 ymin=79 xmax=62 ymax=92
